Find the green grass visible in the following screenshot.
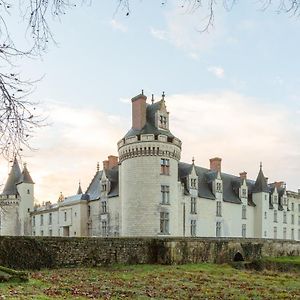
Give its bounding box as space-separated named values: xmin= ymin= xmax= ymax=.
xmin=263 ymin=256 xmax=300 ymax=265
xmin=0 ymin=263 xmax=299 ymax=299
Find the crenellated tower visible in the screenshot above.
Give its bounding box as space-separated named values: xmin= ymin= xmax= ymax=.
xmin=118 ymin=92 xmax=182 ymax=236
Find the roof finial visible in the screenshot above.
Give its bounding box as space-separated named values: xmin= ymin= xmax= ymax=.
xmin=260 ymin=161 xmax=262 ymax=170
xmin=151 ymin=94 xmax=154 ymax=104
xmin=192 ymin=157 xmax=195 ymax=164
xmin=97 ymin=162 xmax=100 ymax=172
xmin=141 ymin=89 xmax=144 ymax=95
xmin=162 ymin=91 xmax=165 ymax=100
xmin=23 ymin=162 xmax=27 ymax=169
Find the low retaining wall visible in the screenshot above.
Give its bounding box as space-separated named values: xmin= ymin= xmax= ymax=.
xmin=0 ymin=236 xmax=299 ymax=269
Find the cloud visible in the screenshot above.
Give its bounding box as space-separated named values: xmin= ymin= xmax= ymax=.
xmin=149 ymin=5 xmax=225 ymax=57
xmin=166 ymin=91 xmax=300 ymax=191
xmin=207 ymin=66 xmax=225 ymax=78
xmin=109 ymin=19 xmax=128 ymax=32
xmin=120 ymin=97 xmax=130 ymax=104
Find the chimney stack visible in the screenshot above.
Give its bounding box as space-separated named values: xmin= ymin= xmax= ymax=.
xmin=239 ymin=171 xmax=247 ymax=180
xmin=131 ymin=91 xmax=147 ymax=130
xmin=210 ymin=157 xmax=222 ymax=173
xmin=108 ymin=155 xmax=118 ymax=169
xmin=275 ymin=181 xmax=284 ymax=189
xmin=103 ymin=160 xmax=109 ymax=171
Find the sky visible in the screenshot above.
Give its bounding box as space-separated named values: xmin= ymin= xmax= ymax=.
xmin=0 ymin=1 xmax=300 ymax=202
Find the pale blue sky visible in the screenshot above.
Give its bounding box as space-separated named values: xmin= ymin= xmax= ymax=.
xmin=1 ymin=1 xmax=300 ymax=201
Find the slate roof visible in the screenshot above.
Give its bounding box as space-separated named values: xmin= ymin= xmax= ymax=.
xmin=2 ymin=158 xmax=22 ymax=195
xmin=124 ymin=100 xmax=175 ymax=139
xmin=77 ymin=183 xmax=83 ymax=195
xmin=18 ymin=164 xmax=34 ymax=184
xmin=252 ymin=166 xmax=269 ymax=193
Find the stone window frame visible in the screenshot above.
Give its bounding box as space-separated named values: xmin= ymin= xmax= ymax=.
xmin=274 ymin=226 xmax=277 ymax=239
xmin=49 ymin=212 xmax=52 ymax=225
xmin=190 ymin=197 xmax=197 ymax=214
xmin=161 ymin=185 xmax=170 ymax=205
xmin=160 ymin=158 xmax=170 ymax=175
xmin=283 ymin=211 xmax=287 ymax=224
xmin=101 ymin=201 xmax=107 ymax=214
xmin=190 ymin=220 xmax=196 ymax=237
xmin=216 ymin=201 xmax=222 ymax=217
xmin=242 ymin=205 xmax=247 ymax=219
xmin=291 ymin=214 xmax=294 ymax=225
xmin=160 ymin=212 xmax=170 ymax=234
xmin=216 ymin=221 xmax=221 ymax=237
xmin=242 ymin=224 xmax=246 ymax=238
xmin=190 ymin=178 xmax=197 ymax=189
xmin=274 ymin=210 xmax=278 ymax=223
xmin=159 ymin=114 xmax=168 ymax=129
xmin=216 ymin=182 xmax=222 ymax=193
xmin=291 ymin=228 xmax=294 ymax=240
xmin=283 ymin=227 xmax=287 ymax=239
xmin=40 ymin=214 xmax=44 ymax=226
xmin=102 ymin=220 xmax=108 ymax=237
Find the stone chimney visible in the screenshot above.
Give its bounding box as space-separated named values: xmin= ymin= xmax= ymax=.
xmin=239 ymin=171 xmax=247 ymax=180
xmin=103 ymin=160 xmax=109 ymax=170
xmin=209 ymin=157 xmax=222 ymax=173
xmin=275 ymin=181 xmax=284 ymax=189
xmin=108 ymin=155 xmax=118 ymax=169
xmin=131 ymin=92 xmax=147 ymax=130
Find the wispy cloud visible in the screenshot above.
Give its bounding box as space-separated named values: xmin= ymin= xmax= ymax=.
xmin=109 ymin=19 xmax=128 ymax=32
xmin=207 ymin=66 xmax=225 ymax=78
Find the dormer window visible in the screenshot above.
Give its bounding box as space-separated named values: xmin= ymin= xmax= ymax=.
xmin=101 ymin=183 xmax=107 ymax=192
xmin=241 ymin=188 xmax=247 ymax=197
xmin=159 ymin=115 xmax=168 ymax=129
xmin=191 ymin=178 xmax=197 ymax=189
xmin=216 ymin=182 xmax=222 ymax=193
xmin=273 ymin=195 xmax=278 ymax=204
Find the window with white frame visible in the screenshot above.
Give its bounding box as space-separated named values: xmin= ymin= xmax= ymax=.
xmin=291 ymin=229 xmax=294 ymax=240
xmin=283 ymin=211 xmax=287 ymax=224
xmin=102 ymin=221 xmax=107 ymax=236
xmin=159 ymin=115 xmax=168 ymax=129
xmin=160 ymin=212 xmax=169 ymax=234
xmin=102 ymin=201 xmax=107 ymax=213
xmin=190 ymin=220 xmax=196 ymax=237
xmin=242 ymin=205 xmax=247 ymax=219
xmin=216 ymin=201 xmax=222 ymax=217
xmin=216 ymin=222 xmax=221 ymax=237
xmin=291 ymin=202 xmax=294 ymax=211
xmin=161 ymin=185 xmax=170 ymax=205
xmin=291 ymin=214 xmax=294 ymax=225
xmin=242 ymin=224 xmax=246 ymax=238
xmin=40 ymin=215 xmax=43 ymax=226
xmin=274 ymin=210 xmax=277 ymax=223
xmin=273 ymin=195 xmax=278 ymax=204
xmin=191 ymin=197 xmax=197 ymax=214
xmin=216 ymin=182 xmax=222 ymax=193
xmin=49 ymin=213 xmax=52 ymax=225
xmin=191 ymin=178 xmax=197 ymax=188
xmin=101 ymin=183 xmax=107 ymax=192
xmin=32 ymin=216 xmax=35 ymax=227
xmin=283 ymin=227 xmax=287 ymax=239
xmin=274 ymin=226 xmax=277 ymax=239
xmin=160 ymin=158 xmax=170 ymax=175
xmin=64 ymin=211 xmax=67 ymax=222
xmin=242 ymin=188 xmax=247 ymax=197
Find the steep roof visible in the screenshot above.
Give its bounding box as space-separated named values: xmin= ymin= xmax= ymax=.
xmin=124 ymin=100 xmax=175 ymax=139
xmin=77 ymin=182 xmax=83 ymax=195
xmin=2 ymin=157 xmax=21 ymax=195
xmin=18 ymin=164 xmax=34 ymax=184
xmin=252 ymin=165 xmax=269 ymax=193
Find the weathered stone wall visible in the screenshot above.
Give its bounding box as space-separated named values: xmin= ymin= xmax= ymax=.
xmin=0 ymin=236 xmax=299 ymax=270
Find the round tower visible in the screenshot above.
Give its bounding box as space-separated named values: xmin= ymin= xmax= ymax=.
xmin=118 ymin=92 xmax=182 ymax=236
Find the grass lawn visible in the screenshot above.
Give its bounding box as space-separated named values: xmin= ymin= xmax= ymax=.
xmin=0 ymin=263 xmax=299 ymax=299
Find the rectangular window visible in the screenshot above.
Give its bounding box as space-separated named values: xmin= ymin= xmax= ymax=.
xmin=102 ymin=201 xmax=107 ymax=213
xmin=160 ymin=212 xmax=169 ymax=234
xmin=216 ymin=201 xmax=222 ymax=217
xmin=64 ymin=211 xmax=67 ymax=222
xmin=242 ymin=224 xmax=246 ymax=238
xmin=291 ymin=214 xmax=294 ymax=225
xmin=101 ymin=184 xmax=107 ymax=192
xmin=27 ymin=189 xmax=30 ymax=194
xmin=161 ymin=185 xmax=170 ymax=204
xmin=274 ymin=226 xmax=277 ymax=239
xmin=190 ymin=197 xmax=197 ymax=214
xmin=242 ymin=188 xmax=247 ymax=197
xmin=32 ymin=216 xmax=35 ymax=227
xmin=88 ymin=205 xmax=91 ymax=218
xmin=40 ymin=215 xmax=43 ymax=226
xmin=291 ymin=229 xmax=294 ymax=240
xmin=298 ymin=216 xmax=300 ymax=226
xmin=242 ymin=205 xmax=247 ymax=219
xmin=49 ymin=213 xmax=52 ymax=225
xmin=190 ymin=220 xmax=196 ymax=237
xmin=102 ymin=221 xmax=107 ymax=236
xmin=283 ymin=211 xmax=287 ymax=224
xmin=273 ymin=195 xmax=278 ymax=204
xmin=216 ymin=182 xmax=222 ymax=192
xmin=298 ymin=229 xmax=300 ymax=240
xmin=283 ymin=227 xmax=287 ymax=239
xmin=274 ymin=210 xmax=277 ymax=223
xmin=160 ymin=158 xmax=170 ymax=175
xmin=160 ymin=115 xmax=167 ymax=128
xmin=216 ymin=221 xmax=221 ymax=237
xmin=49 ymin=229 xmax=52 ymax=237
xmin=298 ymin=204 xmax=300 ymax=213
xmin=291 ymin=202 xmax=294 ymax=211
xmin=40 ymin=230 xmax=44 ymax=236
xmin=264 ymin=211 xmax=267 ymax=219
xmin=191 ymin=178 xmax=197 ymax=188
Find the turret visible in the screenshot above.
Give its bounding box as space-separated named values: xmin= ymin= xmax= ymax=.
xmin=118 ymin=91 xmax=182 ymax=236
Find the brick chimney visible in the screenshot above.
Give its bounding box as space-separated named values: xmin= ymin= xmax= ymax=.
xmin=209 ymin=157 xmax=222 ymax=173
xmin=108 ymin=155 xmax=118 ymax=169
xmin=131 ymin=92 xmax=147 ymax=130
xmin=275 ymin=181 xmax=284 ymax=189
xmin=239 ymin=171 xmax=247 ymax=180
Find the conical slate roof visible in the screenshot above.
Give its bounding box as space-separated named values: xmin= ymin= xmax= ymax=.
xmin=253 ymin=164 xmax=269 ymax=193
xmin=18 ymin=163 xmax=34 ymax=184
xmin=2 ymin=157 xmax=22 ymax=195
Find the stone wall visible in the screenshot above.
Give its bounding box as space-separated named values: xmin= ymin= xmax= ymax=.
xmin=0 ymin=236 xmax=299 ymax=270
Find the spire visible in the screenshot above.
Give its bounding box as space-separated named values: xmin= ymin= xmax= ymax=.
xmin=192 ymin=157 xmax=195 ymax=165
xmin=77 ymin=181 xmax=83 ymax=195
xmin=97 ymin=162 xmax=100 ymax=172
xmin=253 ymin=163 xmax=269 ymax=193
xmin=162 ymin=91 xmax=165 ymax=101
xmin=151 ymin=94 xmax=154 ymax=104
xmin=2 ymin=157 xmax=21 ymax=195
xmin=58 ymin=192 xmax=64 ymax=202
xmin=18 ymin=162 xmax=34 ymax=184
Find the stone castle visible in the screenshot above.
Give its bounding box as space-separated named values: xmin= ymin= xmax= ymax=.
xmin=0 ymin=92 xmax=300 ymax=240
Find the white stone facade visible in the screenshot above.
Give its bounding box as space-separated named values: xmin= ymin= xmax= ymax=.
xmin=1 ymin=93 xmax=300 ymax=241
